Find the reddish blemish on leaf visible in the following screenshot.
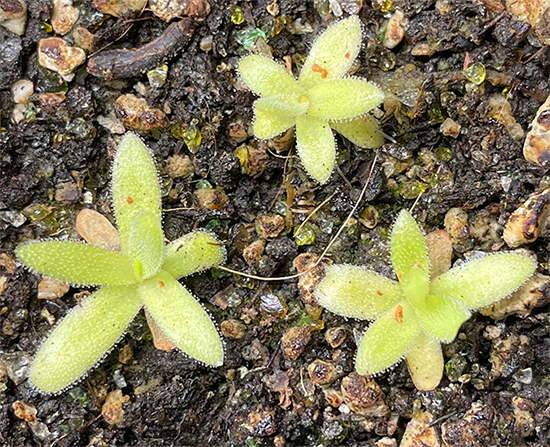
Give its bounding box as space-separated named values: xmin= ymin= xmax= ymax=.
xmin=376 ymin=290 xmax=383 ymax=296
xmin=126 ymin=196 xmax=134 ymax=204
xmin=394 ymin=305 xmax=404 ymax=324
xmin=158 ymin=281 xmax=164 ymax=288
xmin=312 ymin=63 xmax=328 ymax=79
xmin=398 ymin=273 xmax=403 ymax=279
xmin=345 ymin=52 xmax=350 ymax=58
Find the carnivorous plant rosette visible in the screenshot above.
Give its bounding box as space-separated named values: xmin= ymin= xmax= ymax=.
xmin=315 ymin=209 xmax=536 ymax=390
xmin=238 ymin=15 xmax=385 ymax=184
xmin=16 ymin=132 xmax=226 ymax=393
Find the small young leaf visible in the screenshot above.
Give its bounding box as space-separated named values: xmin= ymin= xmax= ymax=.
xmin=16 ymin=241 xmax=138 ymax=286
xmin=405 ymin=332 xmax=443 ymax=391
xmin=295 ymin=115 xmax=335 ymax=184
xmin=239 ymin=55 xmax=302 ymax=97
xmin=255 ymin=93 xmax=309 ymax=118
xmin=356 ymin=301 xmax=421 ymax=376
xmin=330 ymin=115 xmax=385 ymax=149
xmin=138 ymin=271 xmax=223 ymax=366
xmin=163 ymin=230 xmax=225 ymax=279
xmin=430 ymin=253 xmax=536 ymax=310
xmin=299 ymin=16 xmax=362 ymax=90
xmin=128 ymin=210 xmax=164 ymax=280
xmin=414 ymin=295 xmax=471 ymax=342
xmin=254 ymin=108 xmax=296 ymax=139
xmin=30 ymin=286 xmax=141 ymax=393
xmin=306 ymin=79 xmax=384 ymax=121
xmin=315 ymin=264 xmax=403 ymax=320
xmin=112 ymin=132 xmax=161 ymax=255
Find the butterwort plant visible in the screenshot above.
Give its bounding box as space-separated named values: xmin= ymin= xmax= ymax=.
xmin=315 ymin=210 xmax=536 ymax=390
xmin=238 ymin=15 xmax=384 ymax=184
xmin=16 ymin=132 xmax=226 ymax=393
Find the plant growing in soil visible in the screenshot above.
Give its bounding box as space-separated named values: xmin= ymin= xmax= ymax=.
xmin=315 ymin=209 xmax=536 ymax=390
xmin=238 ymin=15 xmax=384 ymax=184
xmin=16 ymin=132 xmax=226 ymax=394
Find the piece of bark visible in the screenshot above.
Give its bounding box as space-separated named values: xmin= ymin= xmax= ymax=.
xmin=87 ymin=19 xmax=195 ymax=80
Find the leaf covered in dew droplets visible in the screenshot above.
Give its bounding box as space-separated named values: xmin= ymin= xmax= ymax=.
xmin=239 ymin=54 xmax=302 ymax=97
xmin=295 ymin=115 xmax=335 ymax=184
xmin=128 ymin=210 xmax=164 ymax=280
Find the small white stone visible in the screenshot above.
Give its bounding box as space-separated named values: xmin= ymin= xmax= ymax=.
xmin=12 ymin=79 xmax=33 ymax=104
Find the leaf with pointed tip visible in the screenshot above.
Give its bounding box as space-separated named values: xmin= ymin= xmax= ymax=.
xmin=112 ymin=132 xmax=161 ymax=255
xmin=330 ymin=115 xmax=385 ymax=149
xmin=163 ymin=230 xmax=226 ymax=279
xmin=430 ymin=253 xmax=536 ymax=310
xmin=295 ymin=114 xmax=335 ymax=184
xmin=414 ymin=295 xmax=470 ymax=342
xmin=128 ymin=210 xmax=164 ymax=280
xmin=315 ymin=264 xmax=403 ymax=320
xmin=299 ymin=16 xmax=362 ymax=90
xmin=391 ymin=210 xmax=429 ymax=309
xmin=254 ymin=108 xmax=296 ymax=139
xmin=239 ymin=54 xmax=302 ymax=97
xmin=138 ymin=270 xmax=223 ymax=366
xmin=16 ymin=241 xmax=138 ymax=286
xmin=356 ymin=301 xmax=421 ymax=376
xmin=405 ymin=332 xmax=443 ymax=391
xmin=255 ymin=93 xmax=309 ymax=118
xmin=30 ymin=286 xmax=141 ymax=393
xmin=306 ymin=79 xmax=384 ymax=121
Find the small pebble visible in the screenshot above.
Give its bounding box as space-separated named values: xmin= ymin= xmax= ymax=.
xmin=164 ymin=154 xmax=194 ymax=179
xmin=37 ymin=277 xmax=70 ymax=300
xmin=54 ymin=181 xmax=81 ymax=203
xmin=400 ymin=412 xmax=440 ymax=447
xmin=52 ymin=0 xmax=78 ymax=35
xmin=325 ymin=326 xmax=346 ymax=348
xmin=242 ymin=239 xmax=266 ymax=266
xmin=220 ymin=319 xmax=246 ymax=339
xmin=101 ymin=390 xmax=130 ymax=425
xmin=440 ymin=117 xmax=461 ymax=138
xmin=38 ymin=38 xmax=85 ymax=82
xmin=503 ymin=188 xmax=550 ymax=247
xmin=73 ymin=27 xmax=94 ymax=51
xmin=115 ymin=94 xmax=168 ymax=130
xmin=323 ymin=388 xmax=344 ymax=407
xmin=425 ymin=229 xmax=452 ymax=278
xmin=308 ymin=359 xmax=337 ymax=387
xmin=383 ymin=9 xmax=406 ymax=49
xmin=444 ymin=207 xmax=469 ymax=244
xmin=256 ymin=214 xmax=285 ymax=238
xmin=195 ymin=188 xmax=228 ymax=210
xmin=38 ymin=92 xmax=66 ymax=107
xmin=76 ymin=209 xmax=120 ymax=250
xmin=0 ymin=0 xmax=26 ymax=35
xmin=11 ymin=79 xmax=33 ymax=104
xmin=12 ymin=401 xmax=37 ymax=425
xmin=441 ymin=403 xmax=494 ymax=447
xmin=93 ymin=0 xmax=147 ymax=16
xmin=341 ymin=372 xmax=388 ymax=417
xmin=145 ymin=309 xmax=175 ymax=352
xmin=281 ymin=326 xmax=311 ymax=360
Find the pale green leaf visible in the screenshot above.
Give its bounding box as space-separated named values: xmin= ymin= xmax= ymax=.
xmin=128 ymin=211 xmax=164 ymax=280
xmin=306 ymin=79 xmax=384 ymax=121
xmin=391 ymin=210 xmax=429 ymax=308
xmin=16 ymin=241 xmax=138 ymax=286
xmin=30 ymin=286 xmax=141 ymax=393
xmin=330 ymin=115 xmax=385 ymax=149
xmin=299 ymin=16 xmax=362 ymax=90
xmin=430 ymin=253 xmax=536 ymax=310
xmin=138 ymin=270 xmax=223 ymax=366
xmin=112 ymin=132 xmax=161 ymax=255
xmin=414 ymin=295 xmax=470 ymax=342
xmin=239 ymin=54 xmax=302 ymax=97
xmin=255 ymin=93 xmax=309 ymax=118
xmin=405 ymin=332 xmax=443 ymax=391
xmin=295 ymin=115 xmax=335 ymax=184
xmin=356 ymin=301 xmax=421 ymax=375
xmin=163 ymin=230 xmax=226 ymax=279
xmin=315 ymin=264 xmax=403 ymax=320
xmin=254 ymin=108 xmax=296 ymax=139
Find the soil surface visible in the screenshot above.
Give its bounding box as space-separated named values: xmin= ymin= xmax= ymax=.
xmin=2 ymin=0 xmax=550 ymax=446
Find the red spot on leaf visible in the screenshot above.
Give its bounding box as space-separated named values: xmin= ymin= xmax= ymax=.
xmin=158 ymin=281 xmax=164 ymax=288
xmin=345 ymin=52 xmax=350 ymax=58
xmin=394 ymin=305 xmax=403 ymax=324
xmin=376 ymin=290 xmax=383 ymax=296
xmin=126 ymin=196 xmax=134 ymax=204
xmin=312 ymin=63 xmax=328 ymax=79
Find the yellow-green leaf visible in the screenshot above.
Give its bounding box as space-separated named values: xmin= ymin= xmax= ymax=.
xmin=315 ymin=264 xmax=403 ymax=320
xmin=30 ymin=286 xmax=141 ymax=393
xmin=16 ymin=241 xmax=138 ymax=286
xmin=299 ymin=16 xmax=362 ymax=90
xmin=112 ymin=132 xmax=162 ymax=255
xmin=430 ymin=253 xmax=536 ymax=310
xmin=239 ymin=54 xmax=302 ymax=97
xmin=330 ymin=115 xmax=385 ymax=149
xmin=295 ymin=114 xmax=335 ymax=184
xmin=138 ymin=271 xmax=223 ymax=366
xmin=255 ymin=93 xmax=309 ymax=118
xmin=405 ymin=332 xmax=444 ymax=391
xmin=128 ymin=211 xmax=164 ymax=280
xmin=414 ymin=295 xmax=470 ymax=342
xmin=356 ymin=301 xmax=421 ymax=375
xmin=163 ymin=230 xmax=226 ymax=279
xmin=306 ymin=79 xmax=384 ymax=121
xmin=254 ymin=108 xmax=296 ymax=139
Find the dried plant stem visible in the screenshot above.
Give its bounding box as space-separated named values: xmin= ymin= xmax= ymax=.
xmin=218 ymin=152 xmax=379 ymax=281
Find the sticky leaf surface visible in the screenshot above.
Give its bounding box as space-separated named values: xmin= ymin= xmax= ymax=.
xmin=405 ymin=332 xmax=444 ymax=391
xmin=295 ymin=114 xmax=335 ymax=184
xmin=30 ymin=286 xmax=141 ymax=393
xmin=254 ymin=108 xmax=296 ymax=139
xmin=138 ymin=270 xmax=223 ymax=366
xmin=415 ymin=295 xmax=470 ymax=342
xmin=112 ymin=132 xmax=161 ymax=255
xmin=16 ymin=241 xmax=137 ymax=286
xmin=330 ymin=115 xmax=385 ymax=149
xmin=430 ymin=253 xmax=536 ymax=309
xmin=299 ymin=16 xmax=362 ymax=90
xmin=315 ymin=264 xmax=403 ymax=320
xmin=163 ymin=230 xmax=225 ymax=279
xmin=255 ymin=93 xmax=309 ymax=117
xmin=128 ymin=210 xmax=164 ymax=280
xmin=239 ymin=55 xmax=301 ymax=97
